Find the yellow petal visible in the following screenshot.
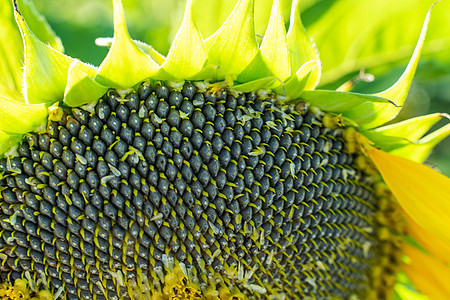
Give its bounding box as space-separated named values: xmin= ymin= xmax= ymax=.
xmin=403 ymin=244 xmax=450 ymax=299
xmin=404 ymin=213 xmax=450 ymax=266
xmin=368 ymin=147 xmax=450 ymax=246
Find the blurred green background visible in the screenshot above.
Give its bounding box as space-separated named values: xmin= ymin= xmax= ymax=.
xmin=32 ymin=0 xmax=450 ymax=175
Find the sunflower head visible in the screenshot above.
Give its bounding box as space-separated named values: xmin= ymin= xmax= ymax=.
xmin=0 ymin=0 xmax=449 ymax=299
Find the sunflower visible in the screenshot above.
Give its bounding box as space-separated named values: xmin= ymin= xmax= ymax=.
xmin=0 ymin=0 xmax=449 ymax=299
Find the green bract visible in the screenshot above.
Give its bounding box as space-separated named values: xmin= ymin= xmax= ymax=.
xmin=0 ymin=0 xmax=449 ymax=299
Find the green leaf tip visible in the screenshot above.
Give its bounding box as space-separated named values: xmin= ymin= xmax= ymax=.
xmin=96 ymin=0 xmax=159 ymax=88
xmin=344 ymin=1 xmax=439 ymax=129
xmin=200 ymin=0 xmax=258 ymax=80
xmin=14 ymin=5 xmax=73 ymax=104
xmin=160 ymin=0 xmax=207 ymax=79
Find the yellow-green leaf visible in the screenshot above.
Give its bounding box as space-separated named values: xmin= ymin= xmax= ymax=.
xmin=297 ymin=90 xmax=393 ymax=113
xmin=0 ymin=96 xmax=48 ymax=134
xmin=15 ymin=8 xmax=73 ymax=104
xmin=389 ymin=123 xmax=450 ymax=163
xmin=286 ymin=0 xmax=320 ymax=90
xmin=200 ymin=0 xmax=259 ymax=80
xmin=160 ymin=0 xmax=207 ymax=79
xmin=369 ymin=147 xmax=450 ymax=246
xmin=95 ymin=0 xmax=159 ymax=88
xmin=344 ymin=3 xmax=436 ymax=128
xmin=64 ymin=61 xmax=109 ymax=107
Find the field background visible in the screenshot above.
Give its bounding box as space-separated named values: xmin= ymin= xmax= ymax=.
xmin=33 ymin=0 xmax=450 ymax=176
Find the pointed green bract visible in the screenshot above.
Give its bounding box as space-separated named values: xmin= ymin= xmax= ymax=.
xmin=160 ymin=0 xmax=207 ymax=79
xmin=344 ymin=3 xmax=436 ymax=129
xmin=17 ymin=0 xmax=64 ymax=52
xmin=95 ymin=0 xmax=159 ymax=88
xmin=15 ymin=9 xmax=73 ymax=104
xmin=0 ymin=96 xmax=47 ymax=134
xmin=236 ymin=0 xmax=291 ymax=84
xmin=297 ymin=90 xmax=393 ymax=113
xmin=286 ymin=0 xmax=321 ymax=90
xmin=95 ymin=37 xmax=166 ymax=66
xmin=0 ymin=1 xmax=24 ymax=102
xmin=390 ymin=123 xmax=450 ymax=163
xmin=259 ymin=0 xmax=290 ymax=81
xmin=64 ymin=61 xmax=109 ymax=107
xmin=201 ymin=0 xmax=259 ymax=80
xmin=1 ymin=0 xmax=64 ymax=104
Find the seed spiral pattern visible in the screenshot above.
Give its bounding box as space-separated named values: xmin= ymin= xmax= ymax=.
xmin=0 ymin=82 xmax=379 ymax=299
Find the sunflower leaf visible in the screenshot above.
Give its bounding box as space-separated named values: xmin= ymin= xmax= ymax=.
xmin=64 ymin=61 xmax=109 ymax=107
xmin=95 ymin=0 xmax=159 ymax=88
xmin=296 ymin=90 xmax=393 ymax=113
xmin=286 ymin=0 xmax=321 ymax=90
xmin=343 ymin=3 xmax=436 ymax=128
xmin=0 ymin=96 xmax=48 ymax=134
xmin=389 ymin=123 xmax=450 ymax=163
xmin=200 ymin=0 xmax=259 ymax=80
xmin=369 ymin=147 xmax=450 ymax=247
xmin=159 ymin=0 xmax=207 ymax=79
xmin=15 ymin=8 xmax=74 ymax=104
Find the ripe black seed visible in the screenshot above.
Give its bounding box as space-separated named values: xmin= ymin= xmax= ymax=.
xmin=125 ymin=92 xmax=140 ymax=111
xmin=116 ymin=105 xmax=130 ymax=122
xmin=0 ymin=81 xmax=379 ymax=299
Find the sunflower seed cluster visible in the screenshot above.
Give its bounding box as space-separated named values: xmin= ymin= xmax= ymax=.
xmin=0 ymin=81 xmax=378 ymax=299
